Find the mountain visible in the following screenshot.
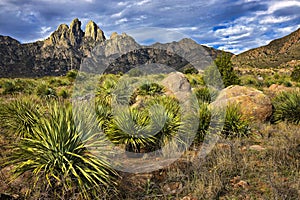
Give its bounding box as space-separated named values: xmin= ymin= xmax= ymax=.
xmin=0 ymin=18 xmax=105 ymax=77
xmin=232 ymin=28 xmax=300 ymax=69
xmin=0 ymin=18 xmax=224 ymax=78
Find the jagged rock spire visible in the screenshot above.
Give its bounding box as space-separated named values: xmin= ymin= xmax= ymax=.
xmin=69 ymin=18 xmax=84 ymax=46
xmin=84 ymin=20 xmax=105 ymax=42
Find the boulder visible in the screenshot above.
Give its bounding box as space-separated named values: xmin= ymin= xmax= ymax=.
xmin=161 ymin=72 xmax=191 ymax=102
xmin=264 ymin=84 xmax=294 ymax=99
xmin=212 ymin=85 xmax=272 ymax=122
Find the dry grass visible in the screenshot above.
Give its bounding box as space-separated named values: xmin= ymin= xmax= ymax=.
xmin=111 ymin=122 xmax=300 ymax=200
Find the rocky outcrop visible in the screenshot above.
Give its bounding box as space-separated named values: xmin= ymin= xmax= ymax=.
xmin=212 ymin=85 xmax=273 ymax=122
xmin=85 ymin=20 xmax=105 ymax=42
xmin=0 ymin=18 xmax=105 ymax=77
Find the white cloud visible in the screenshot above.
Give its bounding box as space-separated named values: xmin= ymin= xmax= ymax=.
xmin=111 ymin=11 xmax=123 ymax=18
xmin=167 ymin=27 xmax=198 ymax=32
xmin=259 ymin=16 xmax=295 ymax=24
xmin=40 ymin=26 xmax=51 ymax=35
xmin=277 ymin=25 xmax=300 ymax=34
xmin=136 ymin=0 xmax=151 ymax=6
xmin=115 ymin=18 xmax=128 ymax=25
xmin=117 ymin=1 xmax=129 ymax=6
xmin=215 ymin=25 xmax=253 ymax=37
xmin=267 ymin=1 xmax=300 ymax=14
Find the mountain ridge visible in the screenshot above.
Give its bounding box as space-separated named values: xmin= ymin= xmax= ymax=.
xmin=0 ymin=18 xmax=225 ymax=78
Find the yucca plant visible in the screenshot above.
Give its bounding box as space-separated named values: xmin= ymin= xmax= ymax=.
xmin=96 ymin=75 xmax=118 ymax=107
xmin=221 ymin=103 xmax=250 ymax=138
xmin=143 ymin=96 xmax=182 ymax=150
xmin=0 ymin=98 xmax=42 ymax=137
xmin=272 ymin=90 xmax=300 ymax=124
xmin=196 ymin=102 xmax=212 ymax=142
xmin=106 ymin=106 xmax=155 ymax=154
xmin=4 ymin=102 xmax=118 ymax=199
xmin=193 ymin=87 xmax=218 ymax=103
xmin=136 ymin=82 xmax=165 ymax=96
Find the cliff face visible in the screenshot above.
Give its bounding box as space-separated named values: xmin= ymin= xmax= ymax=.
xmin=232 ymin=28 xmax=300 ymax=69
xmin=0 ymin=18 xmax=105 ymax=77
xmin=0 ymin=18 xmax=224 ymax=77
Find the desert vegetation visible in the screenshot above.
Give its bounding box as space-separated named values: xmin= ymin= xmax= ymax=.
xmin=0 ymin=66 xmax=299 ymax=199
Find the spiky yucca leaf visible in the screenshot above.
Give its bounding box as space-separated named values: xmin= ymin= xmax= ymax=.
xmin=4 ymin=102 xmax=117 ymax=199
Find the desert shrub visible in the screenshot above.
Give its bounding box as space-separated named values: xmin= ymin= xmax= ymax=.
xmin=185 ymin=74 xmax=205 ymax=87
xmin=283 ymin=81 xmax=292 ymax=87
xmin=193 ymin=87 xmax=218 ymax=103
xmin=0 ymin=97 xmax=42 ymax=137
xmin=221 ymin=104 xmax=250 ymax=138
xmin=1 ymin=79 xmax=35 ymax=95
xmin=136 ymin=82 xmax=165 ymax=96
xmin=241 ymin=75 xmax=259 ymax=86
xmin=48 ymin=77 xmax=70 ymax=87
xmin=196 ymin=102 xmax=211 ymax=142
xmin=36 ymin=83 xmax=57 ymax=98
xmin=272 ymin=90 xmax=300 ymax=124
xmin=183 ymin=66 xmax=198 ymax=74
xmin=291 ymin=65 xmax=300 ymax=82
xmin=58 ymin=88 xmax=69 ymax=99
xmin=3 ymin=102 xmax=117 ymax=199
xmin=66 ymin=69 xmax=78 ymax=80
xmin=103 ymin=95 xmax=183 ymax=153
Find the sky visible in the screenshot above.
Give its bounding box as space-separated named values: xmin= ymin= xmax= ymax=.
xmin=0 ymin=0 xmax=299 ymax=54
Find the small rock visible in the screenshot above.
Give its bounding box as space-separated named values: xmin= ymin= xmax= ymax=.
xmin=249 ymin=145 xmax=266 ymax=151
xmin=162 ymin=181 xmax=183 ymax=194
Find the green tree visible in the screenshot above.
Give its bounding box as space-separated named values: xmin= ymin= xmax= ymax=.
xmin=208 ymin=51 xmax=240 ymax=87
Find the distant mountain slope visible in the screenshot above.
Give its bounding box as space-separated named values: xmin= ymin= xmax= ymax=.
xmin=232 ymin=28 xmax=300 ymax=69
xmin=0 ymin=18 xmax=225 ymax=78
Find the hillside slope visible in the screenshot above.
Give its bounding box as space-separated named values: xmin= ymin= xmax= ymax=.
xmin=232 ymin=28 xmax=300 ymax=69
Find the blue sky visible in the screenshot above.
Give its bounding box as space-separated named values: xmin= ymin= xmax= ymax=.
xmin=0 ymin=0 xmax=299 ymax=54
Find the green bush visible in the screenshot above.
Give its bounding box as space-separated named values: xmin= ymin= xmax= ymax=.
xmin=204 ymin=51 xmax=240 ymax=88
xmin=58 ymin=88 xmax=69 ymax=99
xmin=3 ymin=102 xmax=117 ymax=199
xmin=185 ymin=74 xmax=205 ymax=87
xmin=66 ymin=69 xmax=78 ymax=80
xmin=272 ymin=90 xmax=300 ymax=124
xmin=36 ymin=83 xmax=57 ymax=98
xmin=1 ymin=79 xmax=35 ymax=95
xmin=105 ymin=96 xmax=182 ymax=153
xmin=221 ymin=104 xmax=250 ymax=138
xmin=183 ymin=66 xmax=198 ymax=74
xmin=193 ymin=87 xmax=218 ymax=103
xmin=137 ymin=82 xmax=165 ymax=96
xmin=291 ymin=65 xmax=300 ymax=82
xmin=196 ymin=102 xmax=211 ymax=142
xmin=0 ymin=97 xmax=42 ymax=137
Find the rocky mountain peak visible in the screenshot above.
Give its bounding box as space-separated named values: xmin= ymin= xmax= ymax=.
xmin=69 ymin=18 xmax=84 ymax=46
xmin=84 ymin=20 xmax=105 ymax=42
